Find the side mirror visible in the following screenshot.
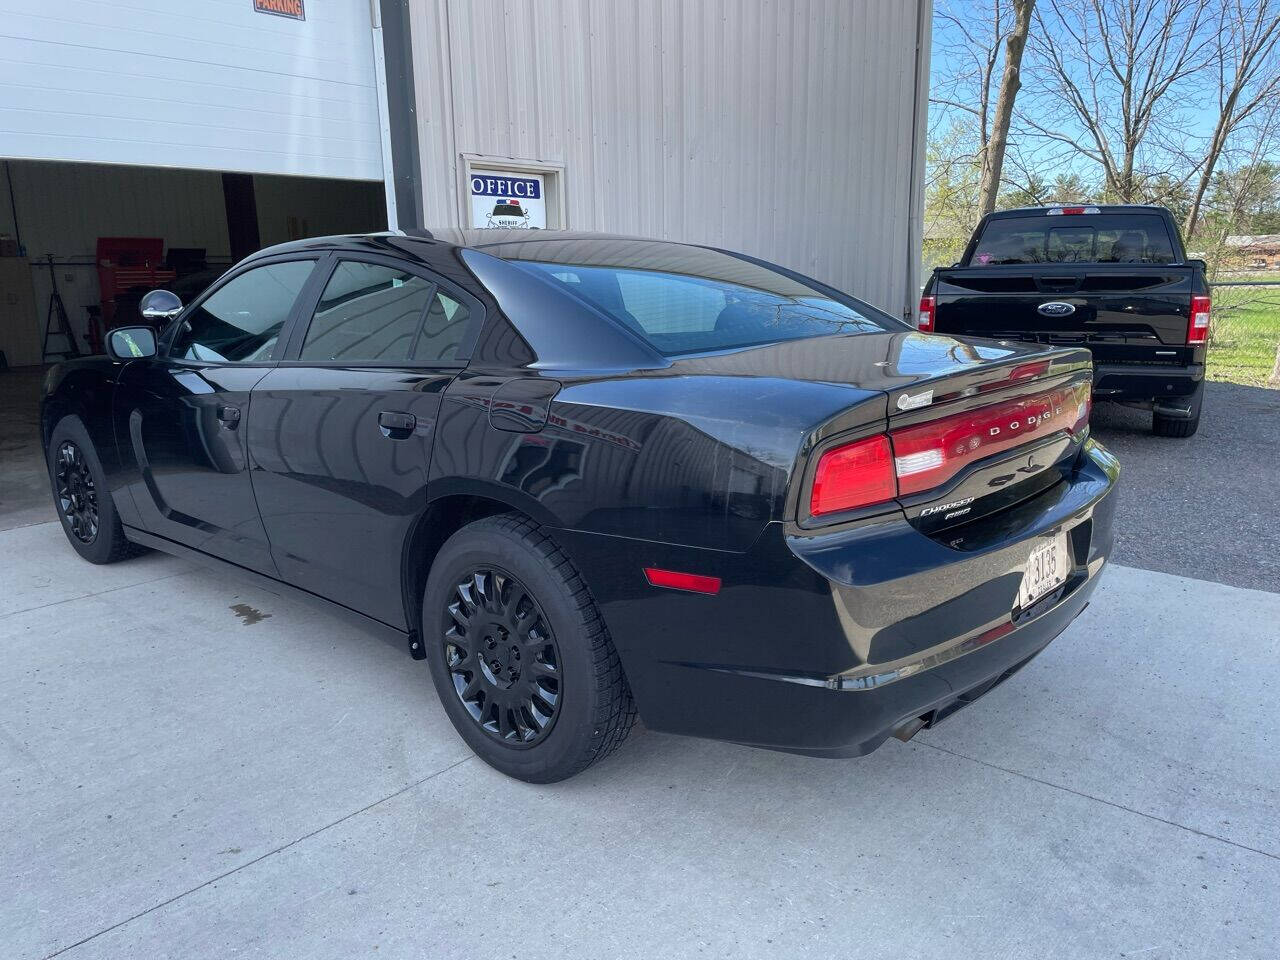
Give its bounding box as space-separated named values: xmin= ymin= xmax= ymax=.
xmin=139 ymin=289 xmax=183 ymax=322
xmin=107 ymin=326 xmax=158 ymax=360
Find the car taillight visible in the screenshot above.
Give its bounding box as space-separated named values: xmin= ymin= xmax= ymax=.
xmin=808 ymin=381 xmax=1091 ymax=517
xmin=1046 ymin=206 xmax=1100 ymax=215
xmin=918 ymin=295 xmax=936 ymax=332
xmin=1188 ymin=294 xmax=1210 ymax=345
xmin=810 ymin=434 xmax=897 ymax=516
xmin=1071 ymin=390 xmax=1092 ymax=435
xmin=891 ymin=381 xmax=1090 ymax=496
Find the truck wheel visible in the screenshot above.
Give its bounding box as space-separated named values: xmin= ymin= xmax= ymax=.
xmin=47 ymin=416 xmax=145 ymax=564
xmin=422 ymin=514 xmax=636 ymax=783
xmin=1152 ymin=382 xmax=1204 ymax=438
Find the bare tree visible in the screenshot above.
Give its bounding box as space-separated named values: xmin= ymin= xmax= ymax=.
xmin=1182 ymin=0 xmax=1280 ymax=237
xmin=979 ymin=0 xmax=1037 ymax=215
xmin=1196 ymin=99 xmax=1280 ymax=274
xmin=929 ymin=0 xmax=1045 ymax=223
xmin=1027 ymin=0 xmax=1213 ymax=202
xmin=929 ymin=1 xmax=1006 ymax=163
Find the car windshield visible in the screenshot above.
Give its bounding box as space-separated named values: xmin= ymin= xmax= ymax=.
xmin=496 ymin=240 xmax=896 ymax=356
xmin=968 ymin=213 xmax=1178 ymax=265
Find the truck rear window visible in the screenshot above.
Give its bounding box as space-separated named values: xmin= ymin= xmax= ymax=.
xmin=968 ymin=214 xmax=1178 ymax=266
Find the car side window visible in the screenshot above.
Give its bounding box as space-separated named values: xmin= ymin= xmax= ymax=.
xmin=415 ymin=290 xmax=470 ymax=363
xmin=170 ymin=260 xmax=314 ymax=362
xmin=299 ymin=260 xmax=468 ymax=363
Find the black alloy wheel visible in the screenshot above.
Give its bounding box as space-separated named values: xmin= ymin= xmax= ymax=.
xmin=55 ymin=440 xmax=99 ymax=544
xmin=442 ymin=567 xmax=562 ymax=745
xmin=423 ymin=514 xmax=635 ymax=782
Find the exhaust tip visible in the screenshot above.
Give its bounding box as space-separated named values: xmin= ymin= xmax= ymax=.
xmin=893 ymin=716 xmax=928 ymax=743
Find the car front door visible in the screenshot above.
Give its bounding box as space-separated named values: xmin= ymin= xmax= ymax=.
xmin=114 ymin=257 xmax=320 ymax=574
xmin=247 ymin=254 xmax=481 ymax=627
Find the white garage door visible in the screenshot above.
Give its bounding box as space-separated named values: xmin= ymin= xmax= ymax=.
xmin=0 ymin=0 xmax=383 ymax=180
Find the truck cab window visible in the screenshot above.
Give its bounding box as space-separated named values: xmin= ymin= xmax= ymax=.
xmin=970 ymin=215 xmax=1177 ymax=266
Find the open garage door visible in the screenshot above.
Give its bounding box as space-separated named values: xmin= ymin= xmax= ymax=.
xmin=0 ymin=0 xmax=384 ymax=180
xmin=0 ymin=2 xmax=390 ymax=366
xmin=0 ymin=160 xmax=386 ymax=366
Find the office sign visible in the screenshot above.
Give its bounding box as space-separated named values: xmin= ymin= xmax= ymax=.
xmin=469 ymin=172 xmax=546 ymax=229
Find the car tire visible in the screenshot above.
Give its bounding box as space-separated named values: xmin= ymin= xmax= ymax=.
xmin=1152 ymin=382 xmax=1203 ymax=438
xmin=422 ymin=514 xmax=636 ymax=783
xmin=47 ymin=416 xmax=145 ymax=564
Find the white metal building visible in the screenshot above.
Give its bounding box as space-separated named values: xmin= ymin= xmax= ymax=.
xmin=0 ymin=0 xmax=931 ymax=367
xmin=408 ymin=0 xmax=933 ymax=322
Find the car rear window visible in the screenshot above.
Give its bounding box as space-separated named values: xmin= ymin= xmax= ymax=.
xmin=968 ymin=214 xmax=1178 ymax=266
xmin=509 ymin=256 xmax=894 ymax=357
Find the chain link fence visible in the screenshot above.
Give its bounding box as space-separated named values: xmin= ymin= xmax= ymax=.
xmin=1209 ymin=281 xmax=1280 ymax=388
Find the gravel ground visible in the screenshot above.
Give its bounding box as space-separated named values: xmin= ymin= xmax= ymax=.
xmin=1090 ymin=380 xmax=1280 ymax=594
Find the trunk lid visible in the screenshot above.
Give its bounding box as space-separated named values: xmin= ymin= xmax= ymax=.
xmin=881 ymin=340 xmax=1092 ymax=536
xmin=777 ymin=331 xmax=1092 ymax=535
xmin=664 ymin=330 xmax=1091 ymax=534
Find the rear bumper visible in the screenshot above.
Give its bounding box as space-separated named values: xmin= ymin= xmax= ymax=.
xmin=555 ymin=438 xmax=1120 ymax=758
xmin=707 ymin=571 xmax=1101 ymax=758
xmin=1092 ymin=361 xmax=1203 ymax=402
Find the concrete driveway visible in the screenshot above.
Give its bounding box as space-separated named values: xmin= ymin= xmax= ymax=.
xmin=3 ymin=379 xmax=1279 ymax=959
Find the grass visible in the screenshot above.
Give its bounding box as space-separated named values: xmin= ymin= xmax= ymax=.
xmin=1207 ymin=285 xmax=1280 ymax=388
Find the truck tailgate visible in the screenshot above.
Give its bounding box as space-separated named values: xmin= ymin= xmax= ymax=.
xmin=932 ymin=265 xmax=1195 ymax=361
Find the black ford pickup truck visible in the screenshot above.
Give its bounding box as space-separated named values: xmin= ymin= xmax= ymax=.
xmin=921 ymin=204 xmax=1210 ymax=437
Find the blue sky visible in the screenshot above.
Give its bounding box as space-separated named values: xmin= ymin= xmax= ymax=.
xmin=928 ymin=0 xmax=1227 ymax=169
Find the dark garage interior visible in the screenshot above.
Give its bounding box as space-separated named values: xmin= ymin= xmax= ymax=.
xmin=0 ymin=158 xmax=386 ymax=368
xmin=0 ymin=158 xmax=386 ymax=530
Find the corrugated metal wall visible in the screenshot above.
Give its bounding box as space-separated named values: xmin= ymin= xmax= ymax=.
xmin=0 ymin=0 xmax=383 ymax=179
xmin=409 ymin=0 xmax=930 ymax=318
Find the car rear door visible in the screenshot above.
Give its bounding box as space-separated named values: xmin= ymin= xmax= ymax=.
xmin=114 ymin=256 xmax=321 ymax=574
xmin=246 ymin=252 xmax=483 ymax=628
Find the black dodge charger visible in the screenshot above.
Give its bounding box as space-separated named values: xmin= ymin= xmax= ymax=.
xmin=41 ymin=231 xmax=1119 ymax=782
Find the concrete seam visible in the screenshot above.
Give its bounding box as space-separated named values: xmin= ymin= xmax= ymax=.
xmin=40 ymin=755 xmax=476 ymax=959
xmin=918 ymin=741 xmax=1279 ymax=863
xmin=2 ymin=570 xmax=194 ymax=621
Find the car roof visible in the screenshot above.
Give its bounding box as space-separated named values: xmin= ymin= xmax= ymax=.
xmin=246 ymin=228 xmax=676 ymax=257
xmin=241 ymin=229 xmax=877 ymax=318
xmin=235 ymin=229 xmax=906 ymax=371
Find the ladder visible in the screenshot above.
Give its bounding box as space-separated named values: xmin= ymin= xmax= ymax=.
xmin=41 ymin=255 xmax=80 ymax=362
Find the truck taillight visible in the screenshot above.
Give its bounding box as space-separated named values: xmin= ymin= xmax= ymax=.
xmin=1047 ymin=206 xmax=1100 ymax=215
xmin=918 ymin=295 xmax=936 ymax=332
xmin=810 ymin=435 xmax=896 ymax=516
xmin=1188 ymin=294 xmax=1210 ymax=345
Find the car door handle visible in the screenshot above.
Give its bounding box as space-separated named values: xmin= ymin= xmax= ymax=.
xmin=378 ymin=410 xmax=416 ymax=439
xmin=217 ymin=403 xmax=241 ymax=427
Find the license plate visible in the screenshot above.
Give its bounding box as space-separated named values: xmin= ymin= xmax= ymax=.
xmin=1018 ymin=531 xmax=1069 ymax=609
